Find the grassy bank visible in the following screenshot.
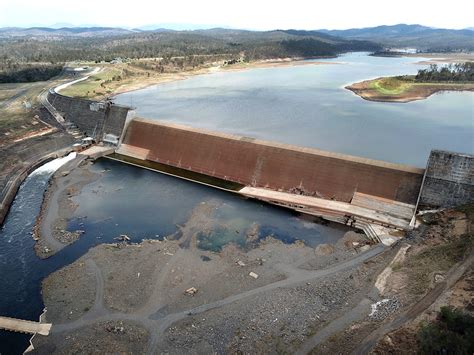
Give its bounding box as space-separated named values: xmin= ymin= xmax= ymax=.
xmin=346 ymin=76 xmax=474 ymax=103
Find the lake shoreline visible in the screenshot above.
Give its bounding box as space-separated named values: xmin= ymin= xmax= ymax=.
xmin=107 ymin=57 xmax=340 ymax=98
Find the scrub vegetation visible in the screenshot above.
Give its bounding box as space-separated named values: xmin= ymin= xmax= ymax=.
xmin=418 ymin=306 xmax=474 ymax=354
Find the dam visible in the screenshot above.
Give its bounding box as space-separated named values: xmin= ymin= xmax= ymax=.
xmin=44 ymin=90 xmax=474 ymax=238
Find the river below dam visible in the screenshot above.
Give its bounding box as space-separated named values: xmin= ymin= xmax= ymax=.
xmin=0 ymin=157 xmax=349 ymax=354
xmin=115 ymin=52 xmax=474 ymax=167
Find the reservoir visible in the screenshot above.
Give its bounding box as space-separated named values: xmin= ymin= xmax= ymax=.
xmin=115 ymin=52 xmax=474 ymax=167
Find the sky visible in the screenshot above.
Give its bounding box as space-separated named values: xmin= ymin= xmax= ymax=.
xmin=0 ymin=0 xmax=472 ymax=30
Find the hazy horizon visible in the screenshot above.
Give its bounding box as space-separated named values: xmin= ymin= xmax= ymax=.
xmin=1 ymin=22 xmax=473 ymax=31
xmin=1 ymin=0 xmax=472 ymax=30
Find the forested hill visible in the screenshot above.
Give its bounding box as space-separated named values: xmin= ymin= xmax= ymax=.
xmin=319 ymin=24 xmax=474 ymax=51
xmin=0 ymin=28 xmax=381 ymax=65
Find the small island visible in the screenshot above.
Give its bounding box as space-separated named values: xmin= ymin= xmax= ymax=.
xmin=347 ymin=62 xmax=474 ymax=102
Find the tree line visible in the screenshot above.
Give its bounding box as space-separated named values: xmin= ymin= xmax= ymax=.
xmin=415 ymin=62 xmax=474 ymax=82
xmin=0 ymin=64 xmax=63 ymax=83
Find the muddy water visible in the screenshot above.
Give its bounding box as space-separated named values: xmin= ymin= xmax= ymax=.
xmin=0 ymin=157 xmax=349 ymax=354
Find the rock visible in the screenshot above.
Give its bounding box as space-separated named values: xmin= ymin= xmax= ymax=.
xmin=369 ymin=298 xmax=401 ymax=320
xmin=340 ymin=231 xmax=366 ymax=248
xmin=118 ymin=234 xmax=130 ymax=241
xmin=249 ymin=272 xmax=259 ymax=279
xmin=314 ymin=244 xmax=335 ymax=256
xmin=185 ymin=287 xmax=198 ymax=296
xmin=105 ymin=323 xmax=125 ymax=334
xmin=246 ymin=223 xmax=260 ymax=243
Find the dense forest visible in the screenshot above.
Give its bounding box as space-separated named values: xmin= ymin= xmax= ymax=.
xmin=0 ymin=65 xmax=63 ymax=83
xmin=415 ymin=62 xmax=474 ymax=82
xmin=0 ymin=29 xmax=381 ymax=82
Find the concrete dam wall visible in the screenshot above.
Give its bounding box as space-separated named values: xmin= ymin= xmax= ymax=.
xmin=419 ymin=150 xmax=474 ymax=208
xmin=119 ymin=118 xmax=425 ymax=205
xmin=47 ymin=91 xmax=130 ymax=143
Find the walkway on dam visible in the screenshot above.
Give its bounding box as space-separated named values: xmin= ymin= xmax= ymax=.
xmin=0 ymin=316 xmax=51 ymax=336
xmin=239 ymin=187 xmax=412 ymax=230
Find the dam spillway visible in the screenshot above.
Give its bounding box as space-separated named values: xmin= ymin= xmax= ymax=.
xmin=118 ymin=118 xmax=424 ymax=205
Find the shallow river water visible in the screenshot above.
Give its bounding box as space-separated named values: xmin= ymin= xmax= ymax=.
xmin=115 ymin=53 xmax=474 ymax=167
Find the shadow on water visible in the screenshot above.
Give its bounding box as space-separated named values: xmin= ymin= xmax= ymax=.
xmin=0 ymin=157 xmax=350 ymax=354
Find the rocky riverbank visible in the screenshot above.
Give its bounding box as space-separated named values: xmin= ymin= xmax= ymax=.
xmin=33 ymin=156 xmax=101 ymax=258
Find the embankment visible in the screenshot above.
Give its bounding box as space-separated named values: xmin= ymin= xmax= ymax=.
xmin=118 ymin=118 xmax=424 ymax=205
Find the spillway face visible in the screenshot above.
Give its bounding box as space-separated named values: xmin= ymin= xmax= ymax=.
xmin=119 ymin=118 xmax=426 ymax=206
xmin=419 ymin=150 xmax=474 ymax=208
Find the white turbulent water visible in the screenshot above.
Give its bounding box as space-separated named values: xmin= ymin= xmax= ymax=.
xmin=31 ymin=152 xmax=76 ymax=176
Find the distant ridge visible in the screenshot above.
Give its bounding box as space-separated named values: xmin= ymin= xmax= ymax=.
xmin=318 ymin=24 xmax=474 ymax=50
xmin=0 ymin=24 xmax=471 ymax=50
xmin=0 ymin=26 xmax=137 ymax=37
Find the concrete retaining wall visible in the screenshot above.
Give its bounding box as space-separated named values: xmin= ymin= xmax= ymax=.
xmin=0 ymin=132 xmax=75 ymax=225
xmin=47 ymin=91 xmax=130 ymax=141
xmin=419 ymin=150 xmax=474 ymax=208
xmin=120 ymin=118 xmax=425 ymax=205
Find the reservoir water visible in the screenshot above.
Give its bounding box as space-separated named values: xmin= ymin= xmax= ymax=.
xmin=115 ymin=52 xmax=474 ymax=167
